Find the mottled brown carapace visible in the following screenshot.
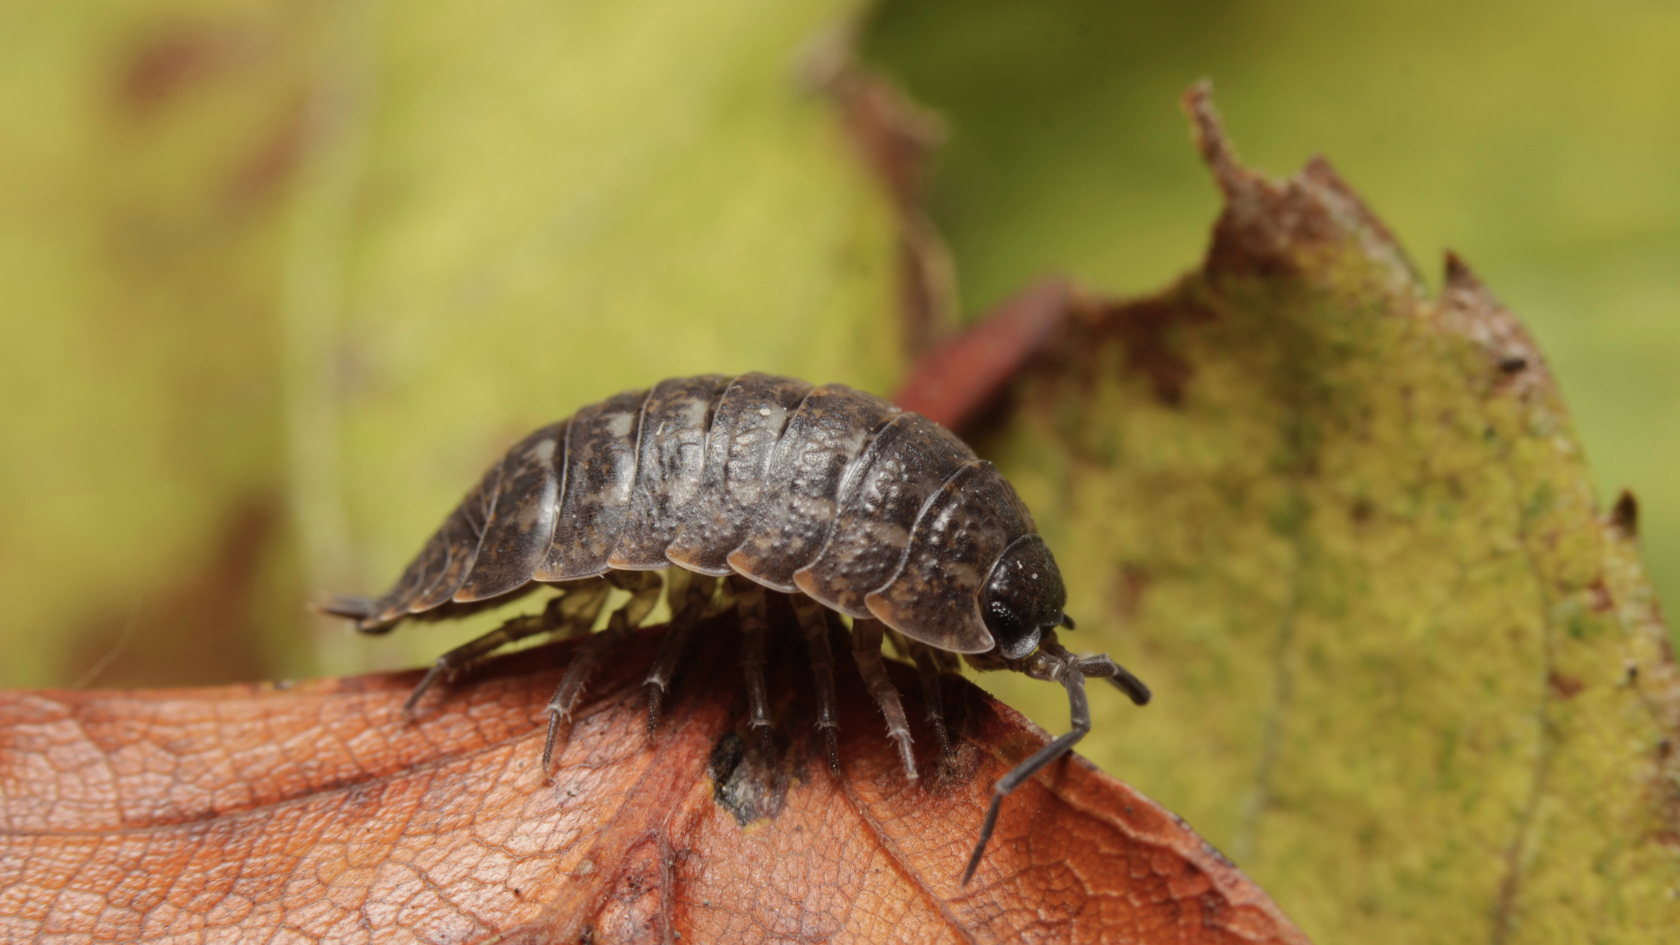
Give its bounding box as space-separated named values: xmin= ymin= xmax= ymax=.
xmin=324 ymin=372 xmax=1150 ymax=880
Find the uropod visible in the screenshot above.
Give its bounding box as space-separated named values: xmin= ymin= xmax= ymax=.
xmin=324 ymin=372 xmax=1151 ymax=881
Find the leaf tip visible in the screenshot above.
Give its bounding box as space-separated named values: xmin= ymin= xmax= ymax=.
xmin=1181 ymin=79 xmax=1245 ymax=196
xmin=1611 ymin=488 xmax=1640 ymax=539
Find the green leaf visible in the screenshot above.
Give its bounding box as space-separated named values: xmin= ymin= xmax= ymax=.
xmin=0 ymin=0 xmax=896 ymax=687
xmin=289 ymin=0 xmax=900 ymax=676
xmin=967 ymin=87 xmax=1680 ymax=944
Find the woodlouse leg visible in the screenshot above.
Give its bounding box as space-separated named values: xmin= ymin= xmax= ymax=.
xmin=403 ymin=607 xmax=549 ymax=716
xmin=402 ymin=578 xmax=607 ymax=716
xmin=906 ymin=642 xmax=953 ymax=757
xmin=961 ymin=646 xmax=1090 ymax=886
xmin=790 ymin=594 xmax=842 ymax=773
xmin=605 ymin=569 xmax=664 ymax=627
xmin=731 ymin=576 xmax=776 ymax=759
xmin=541 ymin=571 xmax=664 ymax=771
xmin=643 ymin=575 xmax=719 ymax=736
xmin=885 ymin=627 xmax=954 ymax=756
xmin=882 ymin=627 xmax=914 ymax=662
xmin=552 ymin=577 xmax=612 ymax=638
xmin=542 ymin=604 xmax=635 ymax=770
xmin=936 ymin=648 xmax=963 ymax=673
xmin=851 ymin=618 xmax=917 ymax=780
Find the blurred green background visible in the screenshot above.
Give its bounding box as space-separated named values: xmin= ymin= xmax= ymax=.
xmin=860 ymin=0 xmax=1680 ymax=633
xmin=2 ymin=0 xmax=1675 ymax=694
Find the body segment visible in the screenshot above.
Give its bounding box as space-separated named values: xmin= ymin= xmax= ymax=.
xmin=611 ymin=375 xmax=730 ymax=569
xmin=663 ymin=375 xmax=813 ymax=575
xmin=791 ymin=411 xmax=975 ymax=617
xmin=724 ymin=383 xmax=902 ymax=592
xmin=537 ymin=388 xmax=646 ymax=581
xmin=348 ymin=372 xmax=1026 ymax=652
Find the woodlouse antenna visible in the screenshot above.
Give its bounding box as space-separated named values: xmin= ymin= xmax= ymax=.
xmin=963 ymin=648 xmax=1093 ymax=886
xmin=316 ymin=595 xmax=378 ymax=622
xmin=960 ymin=633 xmax=1150 ymax=884
xmin=1104 ymin=663 xmax=1152 ymax=707
xmin=402 ymin=600 xmax=566 ymax=716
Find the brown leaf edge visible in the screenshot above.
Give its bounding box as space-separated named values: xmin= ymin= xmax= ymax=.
xmin=1 ymin=609 xmax=1309 ymax=944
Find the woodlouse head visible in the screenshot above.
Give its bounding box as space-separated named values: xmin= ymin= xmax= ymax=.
xmin=980 ymin=536 xmax=1069 ymax=660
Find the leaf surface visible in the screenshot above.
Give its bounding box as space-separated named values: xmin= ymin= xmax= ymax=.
xmin=955 ymin=87 xmax=1680 ymax=943
xmin=1 ymin=618 xmax=1306 ymax=944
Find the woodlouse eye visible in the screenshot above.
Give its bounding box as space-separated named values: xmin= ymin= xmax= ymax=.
xmin=981 ymin=536 xmax=1067 ymax=660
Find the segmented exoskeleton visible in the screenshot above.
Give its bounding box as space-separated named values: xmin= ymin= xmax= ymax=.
xmin=324 ymin=373 xmax=1150 ymax=882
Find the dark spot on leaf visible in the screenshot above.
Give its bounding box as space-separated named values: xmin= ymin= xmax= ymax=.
xmin=1350 ymin=497 xmax=1375 ymax=524
xmin=116 ymin=22 xmax=253 ymax=113
xmin=1587 ymin=578 xmax=1614 ymax=614
xmin=709 ymin=731 xmax=745 ymax=783
xmin=1610 ymin=489 xmax=1639 ymax=538
xmin=1091 ymin=295 xmax=1217 ymax=406
xmin=1110 ymin=563 xmax=1151 ymax=623
xmin=709 ymin=731 xmax=788 ymax=826
xmin=1497 ymin=355 xmax=1528 ymax=373
xmin=1547 ymin=672 xmax=1585 ymax=700
xmin=930 ymin=739 xmax=980 ymax=788
xmin=223 ymin=95 xmax=307 ymax=210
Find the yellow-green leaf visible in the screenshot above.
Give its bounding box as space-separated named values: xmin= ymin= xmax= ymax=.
xmin=968 ymin=87 xmax=1680 ymax=944
xmin=0 ymin=0 xmax=897 ymax=687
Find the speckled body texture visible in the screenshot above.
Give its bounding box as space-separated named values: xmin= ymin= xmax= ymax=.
xmin=353 ymin=373 xmax=1039 ymax=654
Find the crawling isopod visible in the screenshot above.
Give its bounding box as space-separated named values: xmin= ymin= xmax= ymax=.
xmin=323 ymin=372 xmax=1150 ymax=882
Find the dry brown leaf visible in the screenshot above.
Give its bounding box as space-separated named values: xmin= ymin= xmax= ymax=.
xmin=2 ymin=611 xmax=1307 ymax=944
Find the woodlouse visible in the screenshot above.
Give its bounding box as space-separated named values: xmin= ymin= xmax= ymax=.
xmin=324 ymin=372 xmax=1150 ymax=882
